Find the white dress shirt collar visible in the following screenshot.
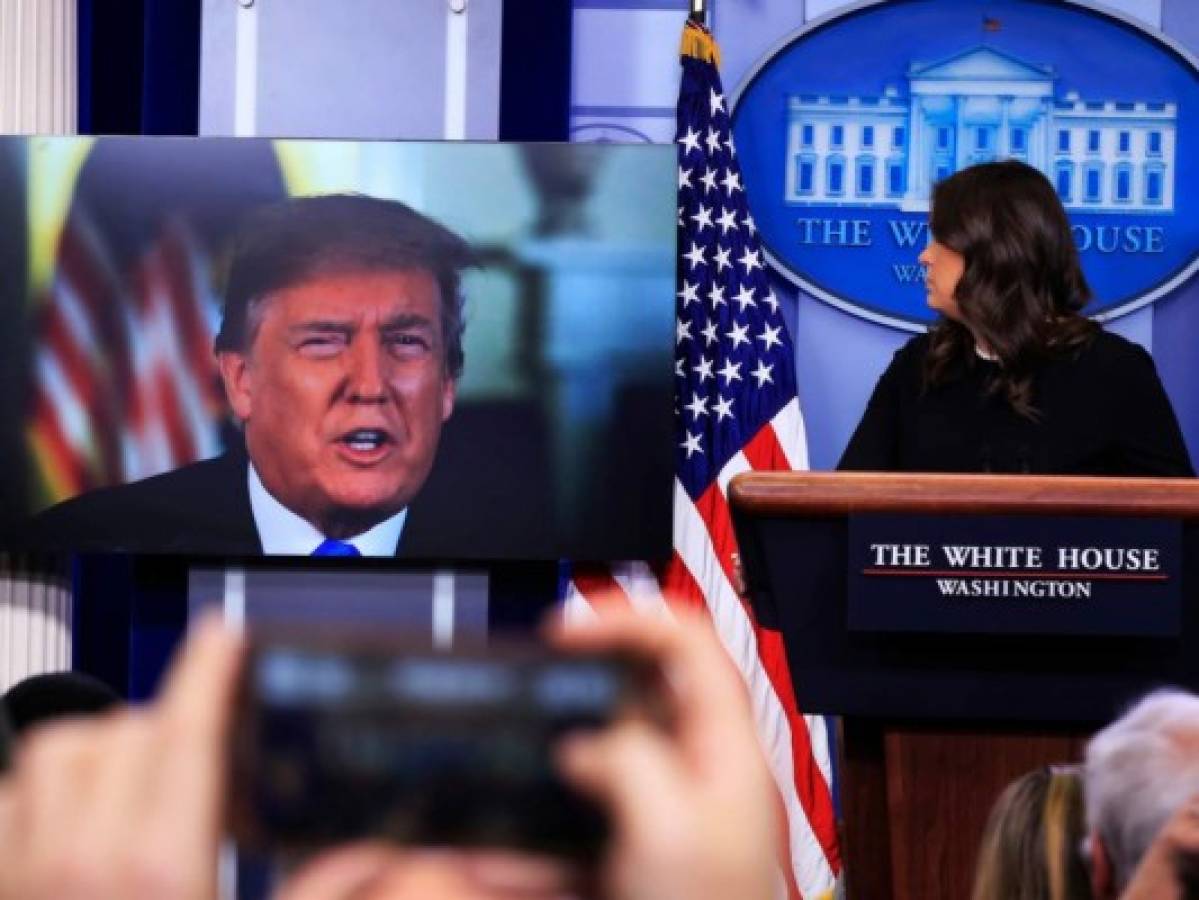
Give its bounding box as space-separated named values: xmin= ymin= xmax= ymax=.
xmin=247 ymin=462 xmax=407 ymax=557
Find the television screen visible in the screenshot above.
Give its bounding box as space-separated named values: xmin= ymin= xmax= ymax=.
xmin=3 ymin=137 xmax=675 ymax=560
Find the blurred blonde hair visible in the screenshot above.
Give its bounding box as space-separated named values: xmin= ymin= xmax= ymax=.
xmin=972 ymin=767 xmax=1092 ymax=900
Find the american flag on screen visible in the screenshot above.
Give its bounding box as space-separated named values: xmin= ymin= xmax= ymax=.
xmin=565 ymin=20 xmax=841 ymax=900
xmin=28 ymin=211 xmax=225 ymax=502
xmin=25 ymin=139 xmax=285 ymax=506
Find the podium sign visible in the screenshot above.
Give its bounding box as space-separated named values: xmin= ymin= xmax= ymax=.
xmin=731 ymin=472 xmax=1199 ymax=899
xmin=848 ymin=514 xmax=1181 ymax=637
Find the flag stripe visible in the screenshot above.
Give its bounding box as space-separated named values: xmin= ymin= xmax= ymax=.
xmin=161 ymin=229 xmax=217 ymax=382
xmin=673 ymin=480 xmax=838 ymax=896
xmin=658 ymin=550 xmax=803 ymax=900
xmin=570 ymin=565 xmax=634 ymax=608
xmin=612 ymin=563 xmax=677 ymax=619
xmin=35 ymin=353 xmax=94 ymax=464
xmin=694 ymin=456 xmax=838 ymax=853
xmin=29 ymin=390 xmax=89 ymax=497
xmin=56 ymin=220 xmax=134 ymax=391
xmin=771 ymin=397 xmax=809 ymax=470
xmin=742 ymin=416 xmax=791 ymax=473
xmin=39 ymin=307 xmax=100 ymax=425
xmin=156 ymin=229 xmax=227 ymax=422
xmin=49 ymin=274 xmax=102 ymax=362
xmin=709 ymin=447 xmax=834 ymax=783
xmin=155 ymin=365 xmax=194 ymax=464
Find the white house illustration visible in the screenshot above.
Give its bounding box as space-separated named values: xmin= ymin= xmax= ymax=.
xmin=784 ymin=46 xmax=1176 ymax=212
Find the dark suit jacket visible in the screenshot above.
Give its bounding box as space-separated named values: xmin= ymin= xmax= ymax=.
xmin=29 ymin=450 xmax=259 ymax=554
xmin=26 ymin=450 xmax=441 ymax=558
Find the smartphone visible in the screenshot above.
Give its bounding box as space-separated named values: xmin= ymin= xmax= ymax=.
xmin=228 ymin=630 xmax=661 ymax=861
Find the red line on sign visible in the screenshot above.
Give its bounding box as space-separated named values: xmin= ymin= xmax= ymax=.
xmin=862 ymin=568 xmax=1168 ymax=582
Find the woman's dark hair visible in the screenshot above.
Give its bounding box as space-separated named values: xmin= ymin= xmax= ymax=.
xmin=924 ymin=160 xmax=1098 ymax=419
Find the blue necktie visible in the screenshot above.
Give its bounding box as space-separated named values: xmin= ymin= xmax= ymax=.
xmin=312 ymin=539 xmax=361 ymax=557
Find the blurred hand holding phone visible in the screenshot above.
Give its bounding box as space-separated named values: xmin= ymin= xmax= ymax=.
xmin=229 ymin=632 xmax=666 ymax=863
xmin=0 ymin=606 xmax=777 ymax=900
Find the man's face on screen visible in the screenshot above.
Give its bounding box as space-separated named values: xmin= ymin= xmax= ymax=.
xmin=219 ymin=268 xmax=456 ymax=538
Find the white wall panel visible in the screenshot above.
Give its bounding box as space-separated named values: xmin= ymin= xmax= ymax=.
xmin=573 ymin=9 xmax=683 ymax=109
xmin=0 ymin=557 xmax=72 ymax=692
xmin=200 ymin=0 xmax=502 ymax=140
xmin=0 ymin=0 xmax=75 ymax=134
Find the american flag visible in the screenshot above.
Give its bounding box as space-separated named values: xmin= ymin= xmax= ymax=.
xmin=566 ymin=20 xmax=841 ymax=899
xmin=28 ymin=210 xmax=225 ymax=502
xmin=25 ymin=139 xmax=285 ymax=507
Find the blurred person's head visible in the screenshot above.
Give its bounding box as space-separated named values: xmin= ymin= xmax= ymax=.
xmin=0 ymin=698 xmax=11 ymax=773
xmin=921 ymin=159 xmax=1097 ymax=419
xmin=1085 ymin=688 xmax=1199 ymax=898
xmin=972 ymin=766 xmax=1092 ymax=900
xmin=214 ymin=194 xmax=475 ymax=539
xmin=3 ymin=671 xmax=121 ymax=736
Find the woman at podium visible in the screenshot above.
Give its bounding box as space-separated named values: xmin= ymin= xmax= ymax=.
xmin=839 ymin=159 xmax=1193 ymax=476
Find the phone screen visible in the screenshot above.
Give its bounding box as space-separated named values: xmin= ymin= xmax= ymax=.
xmin=229 ymin=635 xmax=657 ymax=860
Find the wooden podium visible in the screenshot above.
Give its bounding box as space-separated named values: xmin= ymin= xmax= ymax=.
xmin=728 ymin=472 xmax=1199 ymax=900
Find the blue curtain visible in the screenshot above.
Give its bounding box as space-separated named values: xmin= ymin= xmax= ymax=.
xmin=500 ymin=0 xmax=572 ymax=140
xmin=78 ymin=0 xmax=202 ymax=135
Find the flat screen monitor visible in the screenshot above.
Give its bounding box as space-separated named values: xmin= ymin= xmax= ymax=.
xmin=2 ymin=137 xmax=675 ymax=560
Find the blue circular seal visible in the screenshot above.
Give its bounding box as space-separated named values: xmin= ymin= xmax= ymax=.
xmin=731 ymin=0 xmax=1199 ymax=330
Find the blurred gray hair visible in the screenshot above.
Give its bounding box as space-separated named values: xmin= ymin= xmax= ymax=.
xmin=1084 ymin=688 xmax=1199 ymax=890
